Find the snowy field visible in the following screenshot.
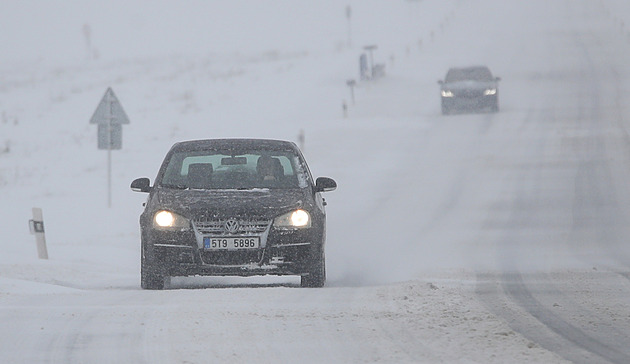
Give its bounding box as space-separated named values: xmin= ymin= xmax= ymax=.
xmin=2 ymin=0 xmax=630 ymax=363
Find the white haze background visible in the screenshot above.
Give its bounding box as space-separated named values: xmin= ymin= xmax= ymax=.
xmin=0 ymin=0 xmax=472 ymax=285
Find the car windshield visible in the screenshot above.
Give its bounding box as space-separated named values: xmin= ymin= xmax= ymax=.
xmin=445 ymin=67 xmax=493 ymax=82
xmin=159 ymin=149 xmax=308 ymax=190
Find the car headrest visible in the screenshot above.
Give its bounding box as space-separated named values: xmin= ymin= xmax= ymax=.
xmin=187 ymin=163 xmax=213 ymax=189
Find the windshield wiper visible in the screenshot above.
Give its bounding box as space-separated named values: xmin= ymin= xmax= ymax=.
xmin=160 ymin=183 xmax=188 ymax=190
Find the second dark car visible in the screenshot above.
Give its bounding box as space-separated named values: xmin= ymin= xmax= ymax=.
xmin=131 ymin=138 xmax=337 ymax=289
xmin=438 ymin=66 xmax=500 ymax=115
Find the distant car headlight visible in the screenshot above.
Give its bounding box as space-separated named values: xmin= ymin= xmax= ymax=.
xmin=274 ymin=209 xmax=311 ymax=229
xmin=484 ymin=88 xmax=497 ymax=96
xmin=153 ymin=210 xmax=190 ymax=230
xmin=441 ymin=90 xmax=454 ymax=97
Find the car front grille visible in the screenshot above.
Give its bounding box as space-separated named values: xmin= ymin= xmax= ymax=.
xmin=192 ymin=218 xmax=270 ymax=235
xmin=457 ymin=89 xmax=485 ymax=98
xmin=191 ymin=217 xmax=270 ymax=266
xmin=200 ymin=250 xmax=263 ymax=266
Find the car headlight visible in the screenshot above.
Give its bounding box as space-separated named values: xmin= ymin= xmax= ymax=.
xmin=441 ymin=90 xmax=454 ymax=97
xmin=153 ymin=210 xmax=190 ymax=230
xmin=484 ymin=88 xmax=497 ymax=96
xmin=273 ymin=209 xmax=311 ymax=229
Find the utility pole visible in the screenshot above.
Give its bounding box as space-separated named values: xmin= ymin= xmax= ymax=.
xmin=346 ymin=5 xmax=352 ymax=48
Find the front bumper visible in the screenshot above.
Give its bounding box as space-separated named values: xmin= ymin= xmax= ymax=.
xmin=144 ymin=226 xmax=320 ymax=277
xmin=442 ymin=94 xmax=497 ymax=112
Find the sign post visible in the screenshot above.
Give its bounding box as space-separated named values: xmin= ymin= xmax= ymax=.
xmin=90 ymin=87 xmax=130 ymax=208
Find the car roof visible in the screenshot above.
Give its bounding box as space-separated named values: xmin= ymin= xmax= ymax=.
xmin=169 ymin=138 xmax=300 ymax=153
xmin=447 ymin=66 xmax=492 ymax=74
xmin=445 ymin=66 xmax=494 ymax=82
xmin=449 ymin=65 xmax=490 ymax=71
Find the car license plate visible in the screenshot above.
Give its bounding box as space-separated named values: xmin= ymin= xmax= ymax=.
xmin=203 ymin=237 xmax=260 ymax=250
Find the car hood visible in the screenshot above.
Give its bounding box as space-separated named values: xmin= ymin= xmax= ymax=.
xmin=152 ymin=187 xmax=308 ymax=219
xmin=442 ymin=80 xmax=496 ymax=90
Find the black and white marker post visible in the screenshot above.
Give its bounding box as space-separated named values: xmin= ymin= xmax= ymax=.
xmin=28 ymin=207 xmax=48 ymax=259
xmin=89 ymin=87 xmax=130 ymax=208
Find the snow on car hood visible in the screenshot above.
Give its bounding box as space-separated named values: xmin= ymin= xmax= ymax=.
xmin=153 ymin=187 xmax=307 ymax=219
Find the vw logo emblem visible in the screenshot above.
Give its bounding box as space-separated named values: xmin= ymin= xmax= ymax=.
xmin=224 ymin=219 xmax=239 ymax=233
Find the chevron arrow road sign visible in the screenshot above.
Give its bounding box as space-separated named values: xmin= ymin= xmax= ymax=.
xmin=90 ymin=87 xmax=129 ymax=150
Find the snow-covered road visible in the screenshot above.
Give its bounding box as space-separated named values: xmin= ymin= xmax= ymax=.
xmin=2 ymin=0 xmax=630 ymax=362
xmin=0 ymin=274 xmax=565 ymax=363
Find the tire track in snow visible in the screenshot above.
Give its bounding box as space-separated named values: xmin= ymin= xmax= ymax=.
xmin=501 ymin=272 xmax=630 ymax=364
xmin=476 ymin=3 xmax=630 ymax=362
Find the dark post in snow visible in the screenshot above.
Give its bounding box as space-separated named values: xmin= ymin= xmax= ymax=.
xmin=28 ymin=207 xmax=48 ymax=259
xmin=359 ymin=54 xmax=369 ymax=81
xmin=89 ymin=87 xmax=130 ymax=208
xmin=346 ymin=5 xmax=352 ymax=48
xmin=298 ymin=129 xmax=305 ymax=152
xmin=82 ymin=24 xmax=92 ymax=60
xmin=346 ymin=79 xmax=356 ymax=104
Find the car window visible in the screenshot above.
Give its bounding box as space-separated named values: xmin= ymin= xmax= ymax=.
xmin=159 ymin=150 xmax=307 ymax=190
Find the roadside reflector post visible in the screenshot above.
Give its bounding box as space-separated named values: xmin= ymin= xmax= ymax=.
xmin=28 ymin=207 xmax=48 ymax=259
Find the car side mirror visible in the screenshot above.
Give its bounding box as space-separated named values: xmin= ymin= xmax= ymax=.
xmin=131 ymin=177 xmax=152 ymax=193
xmin=437 ymin=80 xmax=444 ymax=85
xmin=315 ymin=177 xmax=337 ymax=193
xmin=495 ymin=77 xmax=501 ymax=82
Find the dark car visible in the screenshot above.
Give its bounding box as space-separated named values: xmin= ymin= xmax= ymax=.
xmin=131 ymin=139 xmax=337 ymax=289
xmin=438 ymin=66 xmax=500 ymax=114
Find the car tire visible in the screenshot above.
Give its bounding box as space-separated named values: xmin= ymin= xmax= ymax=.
xmin=301 ymin=247 xmax=326 ymax=288
xmin=491 ymin=95 xmax=499 ymax=112
xmin=141 ymin=242 xmax=166 ymax=290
